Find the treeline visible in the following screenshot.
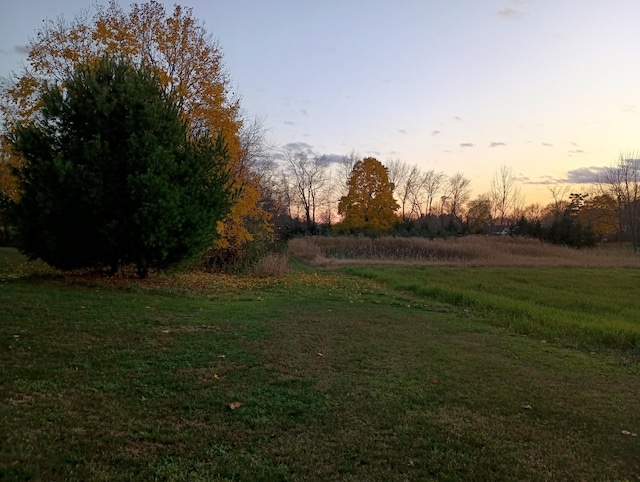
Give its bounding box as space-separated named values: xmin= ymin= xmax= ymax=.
xmin=256 ymin=150 xmax=640 ymax=250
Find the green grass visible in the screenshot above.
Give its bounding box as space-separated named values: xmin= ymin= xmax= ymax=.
xmin=342 ymin=265 xmax=640 ymax=350
xmin=1 ymin=248 xmax=639 ymax=480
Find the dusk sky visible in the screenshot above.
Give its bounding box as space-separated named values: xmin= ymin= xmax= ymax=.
xmin=2 ymin=1 xmax=640 ymax=204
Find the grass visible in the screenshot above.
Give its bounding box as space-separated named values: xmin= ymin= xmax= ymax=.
xmin=1 ymin=246 xmax=640 ymax=480
xmin=340 ymin=265 xmax=640 ymax=350
xmin=289 ymin=235 xmax=640 ymax=268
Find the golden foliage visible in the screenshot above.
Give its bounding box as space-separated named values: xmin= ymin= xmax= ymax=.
xmin=0 ymin=0 xmax=269 ymax=250
xmin=337 ymin=157 xmax=399 ymax=233
xmin=579 ymin=194 xmax=619 ymax=237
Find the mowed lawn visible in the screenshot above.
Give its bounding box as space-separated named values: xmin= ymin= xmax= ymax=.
xmin=1 ymin=248 xmax=639 ymax=481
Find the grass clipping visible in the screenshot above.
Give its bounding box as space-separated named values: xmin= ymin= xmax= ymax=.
xmin=289 ymin=235 xmax=640 ymax=268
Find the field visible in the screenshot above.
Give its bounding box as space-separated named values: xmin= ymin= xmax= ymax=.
xmin=288 ymin=235 xmax=640 ymax=268
xmin=1 ymin=239 xmax=640 ymax=481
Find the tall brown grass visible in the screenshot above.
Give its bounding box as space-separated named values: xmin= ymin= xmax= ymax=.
xmin=288 ymin=235 xmax=640 ymax=268
xmin=250 ymin=253 xmax=291 ymax=278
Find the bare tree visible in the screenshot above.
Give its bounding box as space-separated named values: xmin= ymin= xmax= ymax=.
xmin=466 ymin=194 xmax=493 ymax=234
xmin=520 ymin=203 xmax=543 ymax=222
xmin=547 ymin=184 xmax=572 ymax=219
xmin=240 ymin=116 xmax=274 ymax=172
xmin=599 ymin=152 xmax=640 ymax=251
xmin=390 ymin=162 xmax=421 ymax=222
xmin=491 ymin=165 xmax=522 ymax=226
xmin=284 ymin=149 xmax=329 ymax=231
xmin=239 ymin=116 xmax=282 ymax=214
xmin=335 ymin=150 xmax=360 ymax=198
xmin=420 ymin=169 xmax=446 ymax=216
xmin=385 ymin=159 xmax=409 ymax=215
xmin=447 ymin=172 xmax=472 ymax=218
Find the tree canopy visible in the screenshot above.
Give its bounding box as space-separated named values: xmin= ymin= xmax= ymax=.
xmin=9 ymin=55 xmax=234 ymax=277
xmin=0 ymin=0 xmax=268 ymax=256
xmin=337 ymin=157 xmax=399 ymax=234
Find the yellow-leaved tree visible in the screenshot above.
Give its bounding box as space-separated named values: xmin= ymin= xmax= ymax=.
xmin=0 ymin=0 xmax=269 ymax=259
xmin=336 ymin=157 xmax=399 ymax=233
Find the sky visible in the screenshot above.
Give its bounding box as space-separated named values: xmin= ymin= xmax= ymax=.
xmin=2 ymin=0 xmax=640 ymax=205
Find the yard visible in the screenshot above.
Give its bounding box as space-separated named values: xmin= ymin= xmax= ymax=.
xmin=1 ymin=240 xmax=639 ymax=480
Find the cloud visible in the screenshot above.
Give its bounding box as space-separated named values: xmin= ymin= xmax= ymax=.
xmin=398 ymin=129 xmax=408 ymax=134
xmin=460 ymin=143 xmax=474 ymax=148
xmin=490 ymin=142 xmax=506 ymax=147
xmin=454 ymin=116 xmax=464 ymax=122
xmin=542 ymin=142 xmax=553 ymax=147
xmin=323 ymin=154 xmax=346 ymax=164
xmin=299 ymin=109 xmax=308 ymax=116
xmin=520 ymin=166 xmax=609 ymax=185
xmin=568 ymin=149 xmax=585 ymax=156
xmin=497 ymin=8 xmax=523 ymax=20
xmin=566 ymin=166 xmax=607 ymax=184
xmin=431 ymin=130 xmax=441 ymax=136
xmin=282 ymin=141 xmax=313 ymax=152
xmin=14 ymin=45 xmax=28 ymax=55
xmin=283 ymin=120 xmax=296 ymax=126
xmin=520 ymin=175 xmax=563 ymax=185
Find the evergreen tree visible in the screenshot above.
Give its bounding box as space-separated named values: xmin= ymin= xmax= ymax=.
xmin=9 ymin=55 xmax=234 ymax=277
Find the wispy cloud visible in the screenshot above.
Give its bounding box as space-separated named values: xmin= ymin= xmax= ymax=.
xmin=542 ymin=142 xmax=553 ymax=147
xmin=398 ymin=129 xmax=408 ymax=134
xmin=460 ymin=143 xmax=474 ymax=148
xmin=284 ymin=120 xmax=296 ymax=126
xmin=566 ymin=166 xmax=607 ymax=184
xmin=14 ymin=45 xmax=28 ymax=55
xmin=431 ymin=130 xmax=441 ymax=136
xmin=521 ymin=175 xmax=562 ymax=185
xmin=520 ymin=166 xmax=608 ymax=185
xmin=323 ymin=153 xmax=346 ymax=164
xmin=454 ymin=116 xmax=464 ymax=122
xmin=569 ymin=149 xmax=585 ymax=156
xmin=490 ymin=142 xmax=506 ymax=147
xmin=282 ymin=141 xmax=313 ymax=152
xmin=497 ymin=8 xmax=523 ymax=20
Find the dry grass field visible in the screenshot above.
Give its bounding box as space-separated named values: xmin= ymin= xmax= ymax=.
xmin=289 ymin=235 xmax=640 ymax=268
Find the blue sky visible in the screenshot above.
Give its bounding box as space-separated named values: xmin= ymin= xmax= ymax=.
xmin=2 ymin=0 xmax=640 ymax=204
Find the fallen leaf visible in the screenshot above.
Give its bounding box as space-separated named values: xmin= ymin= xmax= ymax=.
xmin=431 ymin=379 xmax=438 ymax=384
xmin=622 ymin=430 xmax=632 ymax=435
xmin=522 ymin=404 xmax=532 ymax=410
xmin=229 ymin=401 xmax=242 ymax=410
xmin=213 ymin=373 xmax=220 ymax=380
xmin=317 ymin=352 xmax=323 ymax=357
xmin=161 ymin=329 xmax=170 ymax=334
